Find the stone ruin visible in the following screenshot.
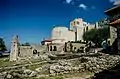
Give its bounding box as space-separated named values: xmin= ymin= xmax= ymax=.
xmin=10 ymin=35 xmax=19 ymax=61
xmin=10 ymin=35 xmax=48 ymax=61
xmin=9 ymin=35 xmax=88 ymax=61
xmin=5 ymin=36 xmax=120 ymax=79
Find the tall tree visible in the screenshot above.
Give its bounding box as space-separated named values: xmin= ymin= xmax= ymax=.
xmin=0 ymin=38 xmax=7 ymax=51
xmin=83 ymin=27 xmax=110 ymax=46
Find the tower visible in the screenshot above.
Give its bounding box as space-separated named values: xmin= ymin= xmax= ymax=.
xmin=10 ymin=35 xmax=19 ymax=61
xmin=70 ymin=18 xmax=85 ymax=41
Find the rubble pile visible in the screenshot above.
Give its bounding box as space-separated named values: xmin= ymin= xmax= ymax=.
xmin=0 ymin=68 xmax=38 ymax=79
xmin=0 ymin=53 xmax=120 ymax=78
xmin=49 ymin=53 xmax=120 ymax=75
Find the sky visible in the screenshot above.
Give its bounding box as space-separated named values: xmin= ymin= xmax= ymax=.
xmin=0 ymin=0 xmax=119 ymax=49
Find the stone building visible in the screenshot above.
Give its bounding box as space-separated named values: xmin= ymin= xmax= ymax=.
xmin=52 ymin=26 xmax=75 ymax=43
xmin=10 ymin=35 xmax=47 ymax=61
xmin=70 ymin=18 xmax=94 ymax=42
xmin=10 ymin=36 xmax=19 ymax=61
xmin=43 ymin=18 xmax=95 ymax=52
xmin=104 ymin=5 xmax=120 ymax=53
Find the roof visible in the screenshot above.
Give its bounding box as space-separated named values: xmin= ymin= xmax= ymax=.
xmin=53 ymin=26 xmax=68 ymax=31
xmin=104 ymin=5 xmax=120 ymax=15
xmin=42 ymin=39 xmax=65 ymax=42
xmin=48 ymin=43 xmax=63 ymax=45
xmin=104 ymin=5 xmax=120 ymax=13
xmin=42 ymin=40 xmax=53 ymax=42
xmin=109 ymin=19 xmax=120 ymax=25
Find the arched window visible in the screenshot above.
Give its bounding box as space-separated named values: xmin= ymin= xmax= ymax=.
xmin=50 ymin=46 xmax=52 ymax=51
xmin=53 ymin=46 xmax=57 ymax=51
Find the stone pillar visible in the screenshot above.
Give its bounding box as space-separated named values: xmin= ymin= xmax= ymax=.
xmin=109 ymin=26 xmax=118 ymax=53
xmin=109 ymin=26 xmax=117 ymax=46
xmin=10 ymin=35 xmax=19 ymax=61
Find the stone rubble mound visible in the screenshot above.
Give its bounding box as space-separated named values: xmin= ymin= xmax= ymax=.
xmin=0 ymin=53 xmax=120 ymax=78
xmin=49 ymin=53 xmax=120 ymax=75
xmin=0 ymin=68 xmax=38 ymax=79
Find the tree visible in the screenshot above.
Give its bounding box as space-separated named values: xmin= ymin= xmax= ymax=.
xmin=21 ymin=42 xmax=30 ymax=46
xmin=0 ymin=38 xmax=7 ymax=51
xmin=83 ymin=27 xmax=110 ymax=46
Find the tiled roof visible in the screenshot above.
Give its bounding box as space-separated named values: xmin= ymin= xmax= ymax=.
xmin=104 ymin=5 xmax=120 ymax=13
xmin=109 ymin=19 xmax=120 ymax=25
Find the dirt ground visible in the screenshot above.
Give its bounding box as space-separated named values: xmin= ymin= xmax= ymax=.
xmin=65 ymin=72 xmax=94 ymax=79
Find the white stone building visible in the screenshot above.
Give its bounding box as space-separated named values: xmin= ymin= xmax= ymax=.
xmin=51 ymin=26 xmax=75 ymax=43
xmin=10 ymin=36 xmax=19 ymax=61
xmin=10 ymin=35 xmax=47 ymax=61
xmin=50 ymin=18 xmax=95 ymax=44
xmin=70 ymin=18 xmax=94 ymax=42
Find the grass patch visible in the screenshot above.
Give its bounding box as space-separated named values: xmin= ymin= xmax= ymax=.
xmin=0 ymin=57 xmax=16 ymax=67
xmin=50 ymin=76 xmax=65 ymax=79
xmin=23 ymin=76 xmax=64 ymax=79
xmin=26 ymin=64 xmax=42 ymax=70
xmin=26 ymin=62 xmax=48 ymax=71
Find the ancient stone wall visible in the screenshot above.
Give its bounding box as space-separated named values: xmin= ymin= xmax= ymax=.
xmin=109 ymin=26 xmax=118 ymax=53
xmin=31 ymin=45 xmax=48 ymax=53
xmin=48 ymin=44 xmax=64 ymax=52
xmin=19 ymin=46 xmax=33 ymax=57
xmin=109 ymin=26 xmax=117 ymax=45
xmin=72 ymin=43 xmax=85 ymax=50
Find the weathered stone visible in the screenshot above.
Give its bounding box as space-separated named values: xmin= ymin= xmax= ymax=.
xmin=0 ymin=73 xmax=5 ymax=79
xmin=12 ymin=72 xmax=22 ymax=78
xmin=6 ymin=74 xmax=12 ymax=79
xmin=29 ymin=71 xmax=37 ymax=77
xmin=35 ymin=67 xmax=42 ymax=72
xmin=2 ymin=72 xmax=7 ymax=75
xmin=23 ymin=69 xmax=32 ymax=75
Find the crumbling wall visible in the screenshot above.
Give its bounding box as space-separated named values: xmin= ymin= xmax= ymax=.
xmin=19 ymin=46 xmax=33 ymax=57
